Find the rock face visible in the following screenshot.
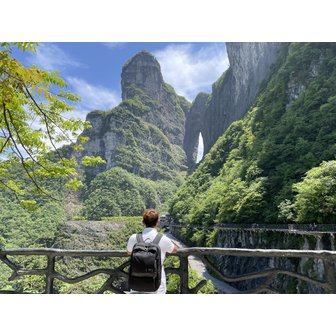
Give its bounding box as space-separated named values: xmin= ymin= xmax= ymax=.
xmin=80 ymin=51 xmax=190 ymax=182
xmin=184 ymin=42 xmax=282 ymax=169
xmin=121 ymin=51 xmax=187 ymax=146
xmin=183 ymin=92 xmax=210 ymax=172
xmin=81 ymin=45 xmax=283 ymax=179
xmin=213 ymin=229 xmax=336 ymax=294
xmin=171 ymin=226 xmax=336 ymax=293
xmin=122 ymin=50 xmax=164 ymax=102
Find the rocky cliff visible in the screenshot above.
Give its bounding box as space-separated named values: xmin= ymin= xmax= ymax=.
xmin=121 ymin=51 xmax=188 ymax=146
xmin=81 ymin=45 xmax=282 ymax=180
xmin=184 ymin=42 xmax=281 ymax=168
xmin=80 ymin=51 xmax=190 ymax=182
xmin=214 ymin=229 xmax=336 ymax=293
xmin=170 ymin=43 xmax=336 ymax=225
xmin=171 ymin=226 xmax=336 ymax=293
xmin=183 ymin=92 xmax=210 ymax=171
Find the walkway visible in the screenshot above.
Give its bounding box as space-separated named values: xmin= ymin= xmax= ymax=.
xmin=165 ymin=233 xmax=241 ymax=294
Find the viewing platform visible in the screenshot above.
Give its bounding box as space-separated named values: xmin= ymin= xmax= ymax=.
xmin=1 ymin=246 xmax=336 ymax=294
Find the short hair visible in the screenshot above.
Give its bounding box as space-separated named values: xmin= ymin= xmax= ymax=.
xmin=143 ymin=208 xmax=159 ymax=227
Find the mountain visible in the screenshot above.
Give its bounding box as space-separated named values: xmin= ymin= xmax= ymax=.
xmin=76 ymin=51 xmax=191 ymax=218
xmin=170 ymin=42 xmax=336 ymax=225
xmin=80 ymin=51 xmax=190 ymax=183
xmin=184 ymin=42 xmax=281 ymax=171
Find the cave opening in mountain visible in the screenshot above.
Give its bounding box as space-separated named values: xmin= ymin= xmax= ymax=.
xmin=196 ymin=132 xmax=204 ymax=163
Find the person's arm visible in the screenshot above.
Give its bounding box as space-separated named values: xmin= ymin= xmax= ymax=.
xmin=171 ymin=243 xmax=178 ymax=253
xmin=165 ymin=237 xmax=178 ymax=254
xmin=127 ymin=234 xmax=136 ymax=256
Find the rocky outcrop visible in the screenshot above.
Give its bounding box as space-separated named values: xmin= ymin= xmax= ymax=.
xmin=184 ymin=42 xmax=282 ymax=169
xmin=171 ymin=226 xmax=336 ymax=293
xmin=121 ymin=51 xmax=187 ymax=146
xmin=79 ymin=51 xmax=190 ymax=182
xmin=183 ymin=92 xmax=210 ymax=172
xmin=286 ymin=44 xmax=324 ymax=108
xmin=122 ymin=50 xmax=164 ymax=102
xmin=213 ymin=229 xmax=336 ymax=293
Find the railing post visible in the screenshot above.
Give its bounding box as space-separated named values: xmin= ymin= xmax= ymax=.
xmin=45 ymin=255 xmax=55 ymax=294
xmin=179 ymin=255 xmax=189 ymax=294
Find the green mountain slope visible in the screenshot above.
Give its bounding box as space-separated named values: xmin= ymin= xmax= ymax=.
xmin=78 ymin=51 xmax=190 ymax=218
xmin=169 ymin=43 xmax=336 ymax=225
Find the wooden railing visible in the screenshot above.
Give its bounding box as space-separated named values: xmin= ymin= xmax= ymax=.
xmin=1 ymin=247 xmax=336 ymax=294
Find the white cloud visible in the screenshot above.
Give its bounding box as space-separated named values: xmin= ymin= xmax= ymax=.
xmin=154 ymin=43 xmax=229 ymax=101
xmin=66 ymin=76 xmax=121 ymax=120
xmin=27 ymin=43 xmax=83 ymax=71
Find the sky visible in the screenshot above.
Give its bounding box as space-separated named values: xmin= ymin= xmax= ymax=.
xmin=13 ymin=42 xmax=228 ymax=160
xmin=13 ymin=42 xmax=228 ymax=121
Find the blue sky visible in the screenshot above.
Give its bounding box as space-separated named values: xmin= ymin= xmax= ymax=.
xmin=13 ymin=42 xmax=228 ymax=122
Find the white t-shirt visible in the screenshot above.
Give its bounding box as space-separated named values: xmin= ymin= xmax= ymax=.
xmin=127 ymin=227 xmax=175 ymax=294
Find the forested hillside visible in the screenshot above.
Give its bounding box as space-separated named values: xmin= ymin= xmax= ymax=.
xmin=77 ymin=51 xmax=189 ymax=219
xmin=170 ymin=43 xmax=336 ymax=225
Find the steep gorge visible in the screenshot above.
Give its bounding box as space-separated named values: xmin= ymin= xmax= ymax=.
xmin=184 ymin=42 xmax=281 ymax=171
xmin=170 ymin=42 xmax=336 ymax=225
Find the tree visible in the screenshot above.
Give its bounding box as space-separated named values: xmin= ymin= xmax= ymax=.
xmin=0 ymin=42 xmax=104 ymax=201
xmin=292 ymin=161 xmax=336 ymax=223
xmin=82 ymin=167 xmax=158 ymax=219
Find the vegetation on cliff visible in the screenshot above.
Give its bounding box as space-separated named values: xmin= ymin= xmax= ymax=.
xmin=282 ymin=160 xmax=336 ymax=223
xmin=170 ymin=43 xmax=336 ymax=225
xmin=81 ymin=52 xmax=190 ymax=215
xmin=84 ymin=105 xmax=186 ymax=183
xmin=81 ymin=167 xmax=178 ymax=220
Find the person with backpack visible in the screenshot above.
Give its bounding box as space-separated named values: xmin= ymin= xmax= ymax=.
xmin=127 ymin=208 xmax=178 ymax=294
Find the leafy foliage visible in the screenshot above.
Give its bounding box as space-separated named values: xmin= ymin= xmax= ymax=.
xmin=291 ymin=160 xmax=336 ymax=223
xmin=82 ymin=167 xmax=178 ymax=220
xmin=0 ymin=180 xmax=66 ymax=292
xmin=0 ymin=42 xmax=104 ymax=200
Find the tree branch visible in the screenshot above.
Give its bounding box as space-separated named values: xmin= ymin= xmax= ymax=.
xmin=0 ymin=136 xmax=10 ymax=154
xmin=0 ymin=179 xmax=20 ymax=200
xmin=2 ymin=103 xmax=61 ymax=201
xmin=23 ymin=85 xmax=63 ymax=159
xmin=6 ymin=108 xmax=55 ymax=173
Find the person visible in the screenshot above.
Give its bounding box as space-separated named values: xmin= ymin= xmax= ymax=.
xmin=127 ymin=208 xmax=178 ymax=294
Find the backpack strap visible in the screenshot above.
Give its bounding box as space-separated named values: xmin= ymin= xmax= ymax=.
xmin=152 ymin=233 xmax=163 ymax=245
xmin=136 ymin=233 xmax=144 ymax=243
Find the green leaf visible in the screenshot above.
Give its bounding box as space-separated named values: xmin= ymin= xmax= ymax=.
xmin=81 ymin=156 xmax=106 ymax=167
xmin=20 ymin=200 xmax=39 ymax=212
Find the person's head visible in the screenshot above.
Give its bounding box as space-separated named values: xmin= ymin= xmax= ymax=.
xmin=142 ymin=208 xmax=159 ymax=228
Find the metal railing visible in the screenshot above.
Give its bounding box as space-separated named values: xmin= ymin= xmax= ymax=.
xmin=1 ymin=247 xmax=336 ymax=294
xmin=163 ymin=222 xmax=336 ymax=233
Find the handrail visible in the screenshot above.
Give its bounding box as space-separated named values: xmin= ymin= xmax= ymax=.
xmin=164 ymin=222 xmax=336 ymax=233
xmin=1 ymin=247 xmax=336 ymax=294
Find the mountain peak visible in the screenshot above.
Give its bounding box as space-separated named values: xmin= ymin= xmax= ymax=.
xmin=121 ymin=50 xmax=164 ymax=101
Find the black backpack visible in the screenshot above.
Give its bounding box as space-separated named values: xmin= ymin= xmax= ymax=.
xmin=129 ymin=233 xmax=163 ymax=292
